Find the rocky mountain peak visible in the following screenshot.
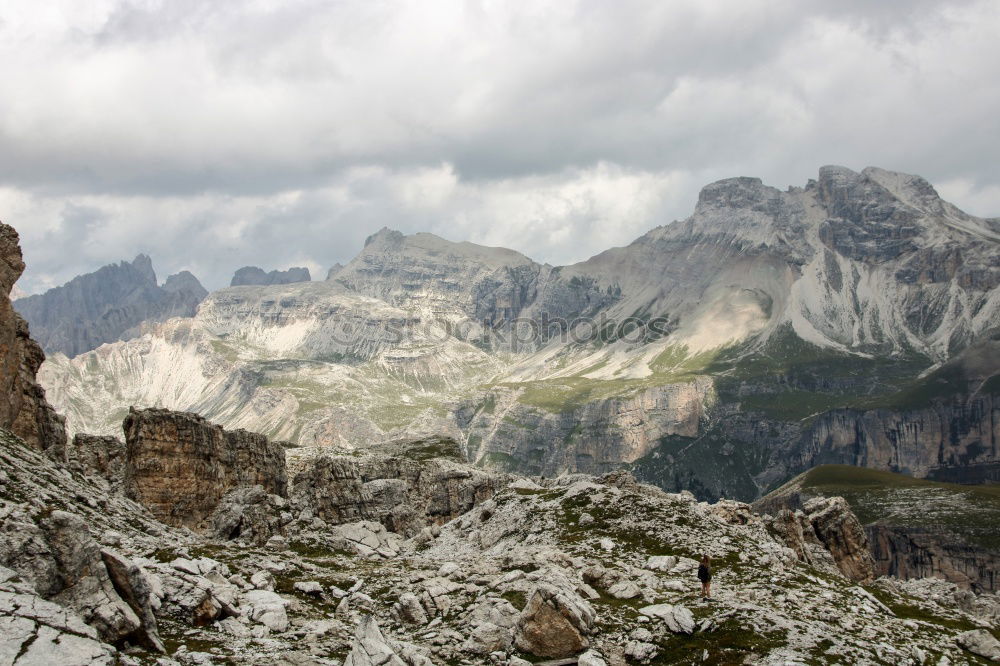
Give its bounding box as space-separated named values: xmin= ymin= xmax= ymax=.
xmin=14 ymin=255 xmax=208 ymax=357
xmin=325 ymin=262 xmax=344 ymax=280
xmin=694 ymin=175 xmax=775 ymax=211
xmin=230 ymin=265 xmax=311 ymax=287
xmin=129 ymin=253 xmax=157 ymax=284
xmin=162 ymin=270 xmax=207 ymax=297
xmin=364 ymin=226 xmax=406 ymax=248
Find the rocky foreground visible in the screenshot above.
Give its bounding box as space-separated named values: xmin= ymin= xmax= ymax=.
xmin=2 ymin=415 xmax=1000 ymax=665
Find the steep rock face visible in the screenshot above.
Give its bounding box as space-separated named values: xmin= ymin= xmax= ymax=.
xmin=230 ymin=266 xmax=311 ymax=286
xmin=458 ymin=379 xmax=714 ymax=477
xmin=763 ymin=499 xmax=875 ymax=583
xmin=122 ymin=407 xmax=287 ymax=529
xmin=67 ymin=433 xmax=126 ymax=482
xmin=867 ymin=526 xmax=999 ymax=592
xmin=755 ymin=465 xmax=1000 ymax=592
xmin=796 ymin=395 xmax=1000 ymax=484
xmin=801 ymin=496 xmax=876 ymax=583
xmin=0 ymin=223 xmax=66 ymax=457
xmin=290 ymin=437 xmax=508 ymax=537
xmin=14 ymin=255 xmax=207 ymax=357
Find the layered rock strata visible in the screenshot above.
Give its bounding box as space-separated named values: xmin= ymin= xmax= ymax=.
xmin=122 ymin=407 xmax=287 ymax=529
xmin=0 ymin=223 xmax=66 ymax=457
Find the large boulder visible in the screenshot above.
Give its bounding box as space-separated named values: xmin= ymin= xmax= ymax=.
xmin=956 ymin=629 xmax=1000 ymax=662
xmin=514 ymin=584 xmax=596 ymax=658
xmin=343 ymin=615 xmax=432 ymax=666
xmin=0 ymin=509 xmax=141 ymax=644
xmin=0 ymin=565 xmax=117 ymax=665
xmin=101 ymin=548 xmax=165 ymax=652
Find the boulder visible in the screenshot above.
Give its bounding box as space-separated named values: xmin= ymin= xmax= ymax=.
xmin=0 ymin=509 xmax=140 ymax=644
xmin=514 ymin=584 xmax=595 ymax=658
xmin=344 ymin=615 xmax=406 ymax=666
xmin=0 ymin=566 xmax=116 ymax=665
xmin=638 ymin=603 xmax=695 ymax=634
xmin=101 ymin=548 xmax=165 ymax=652
xmin=242 ymin=589 xmax=290 ymax=633
xmin=393 ymin=592 xmax=428 ymax=625
xmin=329 ymin=521 xmax=403 ymax=559
xmin=956 ymin=629 xmax=1000 ymax=662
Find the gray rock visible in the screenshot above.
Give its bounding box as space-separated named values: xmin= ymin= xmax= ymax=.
xmin=956 ymin=629 xmax=1000 ymax=662
xmin=242 ymin=589 xmax=289 ymax=632
xmin=14 ymin=254 xmax=206 ymax=357
xmin=230 ymin=266 xmax=311 ymax=287
xmin=101 ymin=548 xmax=165 ymax=652
xmin=344 ymin=615 xmax=406 ymax=666
xmin=0 ymin=509 xmax=141 ymax=644
xmin=638 ymin=603 xmax=695 ymax=634
xmin=0 ymin=565 xmax=117 ymax=665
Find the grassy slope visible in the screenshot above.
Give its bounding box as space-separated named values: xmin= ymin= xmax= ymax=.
xmin=776 ymin=464 xmax=1000 ymax=550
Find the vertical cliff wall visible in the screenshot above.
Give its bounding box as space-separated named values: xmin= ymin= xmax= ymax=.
xmin=0 ymin=222 xmax=66 ymax=456
xmin=122 ymin=407 xmax=287 ymax=529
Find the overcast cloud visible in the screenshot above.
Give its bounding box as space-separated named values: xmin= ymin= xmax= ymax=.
xmin=2 ymin=0 xmax=999 ymax=293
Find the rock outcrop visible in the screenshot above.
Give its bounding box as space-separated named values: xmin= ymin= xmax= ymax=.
xmin=14 ymin=254 xmax=206 ymax=357
xmin=757 ymin=464 xmax=1000 ymax=592
xmin=290 ymin=437 xmax=509 ymax=537
xmin=123 ymin=407 xmax=287 ymax=529
xmin=230 ymin=265 xmax=311 ymax=286
xmin=67 ymin=433 xmax=125 ymax=482
xmin=0 ymin=565 xmax=118 ymax=665
xmin=0 ymin=223 xmax=66 ymax=458
xmin=800 ymin=497 xmax=876 ymax=583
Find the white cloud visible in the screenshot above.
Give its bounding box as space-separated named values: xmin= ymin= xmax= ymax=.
xmin=1 ymin=0 xmax=997 ymax=293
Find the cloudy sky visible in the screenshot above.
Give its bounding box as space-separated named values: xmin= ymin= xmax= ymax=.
xmin=3 ymin=0 xmax=999 ymax=294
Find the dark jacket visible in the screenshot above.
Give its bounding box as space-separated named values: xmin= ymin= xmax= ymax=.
xmin=697 ymin=564 xmax=711 ymax=582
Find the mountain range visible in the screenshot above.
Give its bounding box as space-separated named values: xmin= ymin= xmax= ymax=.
xmin=24 ymin=165 xmax=1000 ymax=502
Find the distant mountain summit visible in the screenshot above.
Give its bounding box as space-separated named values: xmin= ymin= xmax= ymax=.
xmin=230 ymin=265 xmax=311 ymax=287
xmin=14 ymin=255 xmax=207 ymax=357
xmin=34 ymin=166 xmax=1000 ymax=501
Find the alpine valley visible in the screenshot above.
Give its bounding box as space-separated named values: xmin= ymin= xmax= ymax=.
xmin=29 ymin=165 xmax=1000 ymax=501
xmin=1 ymin=165 xmax=999 ymax=665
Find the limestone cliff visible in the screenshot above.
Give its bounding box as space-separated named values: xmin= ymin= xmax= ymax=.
xmin=122 ymin=407 xmax=287 ymax=529
xmin=0 ymin=223 xmax=66 ymax=457
xmin=289 ymin=436 xmax=509 ymax=537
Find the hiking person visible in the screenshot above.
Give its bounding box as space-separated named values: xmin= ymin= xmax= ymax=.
xmin=697 ymin=554 xmax=712 ymax=600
